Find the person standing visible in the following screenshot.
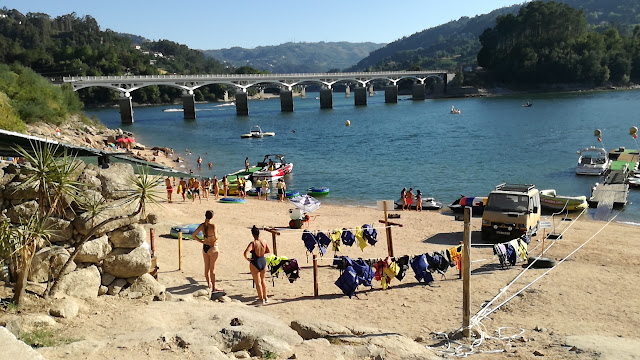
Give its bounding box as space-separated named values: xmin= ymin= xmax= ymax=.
xmin=193 ymin=210 xmax=222 ymax=291
xmin=277 ymin=178 xmax=286 ymax=202
xmin=222 ymin=175 xmax=229 ymax=197
xmin=255 ymin=178 xmax=263 ymax=200
xmin=245 ymin=157 xmax=250 ymax=171
xmin=416 ymin=190 xmax=423 ymax=212
xmin=212 ymin=176 xmax=219 ymax=200
xmin=179 ymin=177 xmax=188 ymax=202
xmin=192 ymin=178 xmax=202 ymax=203
xmin=401 ymin=188 xmax=407 ymax=211
xmin=237 ymin=177 xmax=246 ymax=198
xmin=197 ymin=156 xmax=203 ymax=168
xmin=202 ymin=178 xmax=210 ymax=199
xmin=244 ymin=225 xmax=270 ymax=304
xmin=406 ymin=188 xmax=414 ymax=211
xmin=165 ymin=177 xmax=173 ymax=203
xmin=262 ymin=178 xmax=269 ymax=201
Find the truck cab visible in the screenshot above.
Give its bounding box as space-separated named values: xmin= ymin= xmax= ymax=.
xmin=481 ymin=183 xmax=541 ymax=242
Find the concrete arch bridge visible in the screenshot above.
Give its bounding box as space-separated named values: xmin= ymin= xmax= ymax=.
xmin=63 ymin=71 xmax=455 ymax=123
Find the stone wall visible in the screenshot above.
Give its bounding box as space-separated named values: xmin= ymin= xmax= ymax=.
xmin=0 ymin=161 xmax=163 ymax=299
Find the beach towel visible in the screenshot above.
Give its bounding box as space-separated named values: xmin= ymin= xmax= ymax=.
xmin=341 ymin=229 xmax=355 ymax=246
xmin=302 ymin=230 xmax=316 ymax=253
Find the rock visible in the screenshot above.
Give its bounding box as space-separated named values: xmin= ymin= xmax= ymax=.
xmin=210 ymin=291 xmax=227 ymax=301
xmin=109 ymin=224 xmax=146 ymax=248
xmin=75 ymin=189 xmax=105 ymax=207
xmin=6 ymin=200 xmax=39 ymax=223
xmin=193 ymin=289 xmax=209 ymax=298
xmin=102 ymin=247 xmax=151 ymax=278
xmin=44 ymin=217 xmax=73 ymax=242
xmin=96 ymin=163 xmax=135 ymax=200
xmin=56 ymin=265 xmax=101 ymax=299
xmin=75 ymin=235 xmax=112 ymax=263
xmin=98 ymin=285 xmax=108 ymax=296
xmin=233 ymin=350 xmax=251 ymax=359
xmin=101 ymin=273 xmax=116 ymax=286
xmin=0 ymin=173 xmax=15 ymax=187
xmin=219 ymin=295 xmax=232 ymax=303
xmin=146 ymin=213 xmax=158 ymax=224
xmin=49 ymin=298 xmax=79 ymax=319
xmin=230 ymin=318 xmax=243 ymax=326
xmin=0 ymin=326 xmax=48 ymax=360
xmin=252 ymin=335 xmax=294 ymax=359
xmin=108 ymin=278 xmax=128 ymax=295
xmin=72 ymin=201 xmax=142 ymax=236
xmin=290 ymin=319 xmax=353 ymax=340
xmin=129 ymin=273 xmax=166 ymax=297
xmin=29 ymin=246 xmax=76 ymax=283
xmin=3 ymin=181 xmax=38 ymax=201
xmin=121 ymin=291 xmax=143 ymax=299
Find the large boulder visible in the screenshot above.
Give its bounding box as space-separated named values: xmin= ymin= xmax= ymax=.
xmin=290 ymin=319 xmax=353 ymax=340
xmin=72 ymin=201 xmax=142 ymax=236
xmin=49 ymin=298 xmax=79 ymax=319
xmin=6 ymin=200 xmax=38 ymax=223
xmin=252 ymin=336 xmax=294 ymax=359
xmin=45 ymin=216 xmax=73 ymax=242
xmin=0 ymin=326 xmax=47 ymax=360
xmin=96 ymin=163 xmax=135 ymax=200
xmin=102 ymin=247 xmax=151 ymax=278
xmin=75 ymin=235 xmax=112 ymax=263
xmin=56 ymin=265 xmax=101 ymax=299
xmin=109 ymin=224 xmax=146 ymax=248
xmin=128 ymin=273 xmax=165 ymax=297
xmin=3 ymin=181 xmax=38 ymax=201
xmin=29 ymin=246 xmax=76 ymax=283
xmin=0 ymin=173 xmax=15 ymax=187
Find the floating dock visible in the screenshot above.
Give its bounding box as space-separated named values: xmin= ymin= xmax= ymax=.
xmin=588 ymin=148 xmax=638 ymax=219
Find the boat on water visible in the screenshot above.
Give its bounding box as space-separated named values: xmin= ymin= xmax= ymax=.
xmin=522 ymin=102 xmax=533 ymax=107
xmin=250 ymin=154 xmax=293 ymax=181
xmin=450 ymin=105 xmax=461 ymax=114
xmin=240 ymin=125 xmax=275 ymax=139
xmin=215 ymin=101 xmax=235 ymax=107
xmin=576 ymin=146 xmax=610 ymax=175
xmin=163 ymin=108 xmax=183 ymax=112
xmin=540 ymin=189 xmax=588 ymax=212
xmin=394 ymin=197 xmax=442 ymax=210
xmin=448 ymin=195 xmax=487 ymax=215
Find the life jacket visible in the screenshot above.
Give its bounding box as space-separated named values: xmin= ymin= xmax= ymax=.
xmin=373 ymin=260 xmax=387 ymax=281
xmin=341 ymin=229 xmax=355 ymax=246
xmin=281 ymin=259 xmax=300 ymax=283
xmin=362 ymin=224 xmax=378 ymax=246
xmin=330 ymin=229 xmax=342 ymax=252
xmin=302 ymin=230 xmax=316 ymax=254
xmin=509 ymin=238 xmax=528 ymax=261
xmin=446 ymin=245 xmax=464 ymax=271
xmin=426 ymin=252 xmax=450 ymax=275
xmin=352 ymin=259 xmax=374 ymax=287
xmin=493 ymin=243 xmax=508 ymax=268
xmin=335 ymin=265 xmax=359 ymax=298
xmin=394 ymin=255 xmax=410 ymax=281
xmin=316 ymin=231 xmax=332 ymax=255
xmin=355 ymin=226 xmax=367 ymax=251
xmin=266 ymin=255 xmax=289 ymax=277
xmin=410 ymin=254 xmax=433 ymax=284
xmin=334 ymin=256 xmax=353 ymax=271
xmin=505 ymin=243 xmax=517 ymax=266
xmin=382 ymin=260 xmax=400 ymax=290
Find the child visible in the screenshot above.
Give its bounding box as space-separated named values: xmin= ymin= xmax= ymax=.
xmin=416 ymin=190 xmax=423 ymax=212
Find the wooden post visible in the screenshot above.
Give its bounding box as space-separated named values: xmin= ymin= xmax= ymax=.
xmin=150 ymin=228 xmax=156 ymax=256
xmin=542 ymin=229 xmax=546 ymax=256
xmin=178 ymin=231 xmax=183 ymax=271
xmin=263 ymin=227 xmax=281 ymax=256
xmin=462 ymin=207 xmax=472 ymax=337
xmin=383 ymin=201 xmax=393 ymax=257
xmin=313 ymin=254 xmax=319 ymax=297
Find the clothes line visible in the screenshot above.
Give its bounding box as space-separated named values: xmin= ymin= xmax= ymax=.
xmin=262 ymin=223 xmax=402 ymax=235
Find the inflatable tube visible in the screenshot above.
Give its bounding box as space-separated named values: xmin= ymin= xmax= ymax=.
xmin=247 ymin=188 xmax=271 ymax=196
xmin=308 ymin=187 xmax=330 ymax=195
xmin=220 ymin=197 xmax=246 ymax=203
xmin=286 ymin=190 xmax=300 ymax=198
xmin=170 ymin=224 xmax=199 ymax=239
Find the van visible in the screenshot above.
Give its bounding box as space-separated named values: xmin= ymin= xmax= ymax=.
xmin=481 ymin=183 xmax=541 ymax=242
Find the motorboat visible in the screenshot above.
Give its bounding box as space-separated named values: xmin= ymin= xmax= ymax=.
xmin=576 ymin=146 xmax=610 ymax=175
xmin=450 ymin=106 xmax=461 ymax=114
xmin=215 ymin=101 xmax=235 ymax=107
xmin=240 ymin=125 xmax=275 ymax=139
xmin=448 ymin=195 xmax=487 ymax=216
xmin=540 ymin=189 xmax=588 ymax=212
xmin=251 ymin=154 xmax=293 ymax=181
xmin=394 ymin=197 xmax=442 ymax=210
xmin=522 ymin=102 xmax=533 ymax=107
xmin=163 ymin=108 xmax=183 ymax=112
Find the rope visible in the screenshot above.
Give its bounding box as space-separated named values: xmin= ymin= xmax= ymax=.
xmin=263 ymin=223 xmax=402 ymax=235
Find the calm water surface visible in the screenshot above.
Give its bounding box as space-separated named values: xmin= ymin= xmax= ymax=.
xmin=87 ymin=90 xmax=640 ymax=223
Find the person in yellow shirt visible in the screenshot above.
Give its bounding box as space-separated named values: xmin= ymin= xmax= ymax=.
xmin=276 ymin=178 xmax=286 ymax=202
xmin=237 ymin=177 xmax=246 ymax=198
xmin=261 ymin=178 xmax=269 ymax=201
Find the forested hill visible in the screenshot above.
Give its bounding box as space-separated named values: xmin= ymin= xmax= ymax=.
xmin=348 ymin=0 xmax=640 ymax=72
xmin=202 ymin=42 xmax=384 ymax=73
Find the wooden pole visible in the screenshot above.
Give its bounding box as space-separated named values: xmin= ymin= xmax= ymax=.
xmin=150 ymin=228 xmax=156 ymax=256
xmin=462 ymin=207 xmax=472 ymax=337
xmin=542 ymin=229 xmax=546 ymax=256
xmin=313 ymin=254 xmax=319 ymax=297
xmin=178 ymin=231 xmax=183 ymax=271
xmin=263 ymin=227 xmax=281 ymax=256
xmin=383 ymin=201 xmax=393 ymax=257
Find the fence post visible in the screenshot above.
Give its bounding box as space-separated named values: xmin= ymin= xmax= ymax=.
xmin=313 ymin=254 xmax=319 ymax=297
xmin=178 ymin=231 xmax=183 ymax=271
xmin=462 ymin=207 xmax=472 ymax=337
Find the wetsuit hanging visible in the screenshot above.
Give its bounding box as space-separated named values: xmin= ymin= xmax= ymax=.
xmin=281 ymin=259 xmax=300 ymax=283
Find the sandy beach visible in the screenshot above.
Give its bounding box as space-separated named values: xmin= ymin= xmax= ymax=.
xmin=15 ymin=189 xmax=637 ymax=359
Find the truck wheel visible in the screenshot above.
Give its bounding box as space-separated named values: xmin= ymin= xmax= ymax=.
xmin=527 ymin=256 xmax=555 ymax=268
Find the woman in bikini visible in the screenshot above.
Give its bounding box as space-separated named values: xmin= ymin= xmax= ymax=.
xmin=243 ymin=225 xmax=271 ymax=304
xmin=193 ymin=210 xmax=222 ymax=291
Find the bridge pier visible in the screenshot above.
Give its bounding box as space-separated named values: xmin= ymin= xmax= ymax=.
xmin=320 ymin=88 xmax=333 ymax=109
xmin=354 ymin=87 xmax=367 ymax=106
xmin=369 ymin=85 xmax=374 ymax=97
xmin=223 ymin=90 xmax=229 ymax=102
xmin=182 ymin=94 xmax=196 ymax=120
xmin=301 ymin=86 xmax=306 ymax=99
xmin=280 ymin=90 xmax=294 ymax=112
xmin=119 ymin=97 xmax=134 ymax=124
xmin=235 ymin=92 xmax=249 ymax=116
xmin=345 ymin=86 xmax=350 ymax=98
xmin=385 ymin=86 xmax=398 ymax=103
xmin=412 ymin=84 xmax=426 ymax=100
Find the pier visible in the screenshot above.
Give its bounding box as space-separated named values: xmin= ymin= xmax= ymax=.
xmin=588 ymin=147 xmax=639 ymax=219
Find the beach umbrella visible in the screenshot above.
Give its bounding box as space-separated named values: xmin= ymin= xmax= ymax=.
xmin=116 ymin=138 xmax=127 ymax=143
xmin=124 ymin=137 xmax=135 ymax=143
xmin=289 ymin=194 xmax=321 ymax=213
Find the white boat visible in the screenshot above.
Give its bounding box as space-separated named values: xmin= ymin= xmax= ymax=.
xmin=576 ymin=146 xmax=610 ymax=175
xmin=215 ymin=102 xmax=235 ymax=107
xmin=163 ymin=108 xmax=183 ymax=112
xmin=450 ymin=106 xmax=461 ymax=114
xmin=251 ymin=154 xmax=293 ymax=181
xmin=240 ymin=125 xmax=275 ymax=139
xmin=540 ymin=189 xmax=588 ymax=212
xmin=394 ymin=197 xmax=442 ymax=210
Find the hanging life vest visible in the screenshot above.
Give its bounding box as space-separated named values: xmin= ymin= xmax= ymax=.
xmin=335 ymin=265 xmax=359 ymax=298
xmin=355 ymin=226 xmax=367 ymax=251
xmin=352 ymin=259 xmax=374 ymax=287
xmin=341 ymin=229 xmax=355 ymax=246
xmin=330 ymin=229 xmax=342 ymax=252
xmin=302 ymin=230 xmax=317 ymax=254
xmin=395 ymin=255 xmax=411 ymax=281
xmin=362 ymin=224 xmax=378 ymax=246
xmin=411 ymin=254 xmax=433 ymax=283
xmin=281 ymin=259 xmax=300 ymax=283
xmin=316 ymin=231 xmax=332 ymax=255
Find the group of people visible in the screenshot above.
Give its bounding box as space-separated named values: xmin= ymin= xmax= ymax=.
xmin=400 ymin=187 xmax=424 ymax=211
xmin=167 ymin=176 xmax=224 ymax=203
xmin=192 ymin=210 xmax=271 ymax=304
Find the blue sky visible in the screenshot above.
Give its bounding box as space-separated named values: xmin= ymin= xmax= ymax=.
xmin=3 ymin=1 xmax=525 ymax=49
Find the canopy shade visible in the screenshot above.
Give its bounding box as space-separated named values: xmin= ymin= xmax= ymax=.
xmin=288 ymin=194 xmax=321 ymax=213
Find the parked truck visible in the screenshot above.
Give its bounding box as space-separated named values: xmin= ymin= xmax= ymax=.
xmin=481 ymin=183 xmax=541 ymax=242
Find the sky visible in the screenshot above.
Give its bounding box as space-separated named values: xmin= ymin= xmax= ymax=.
xmin=2 ymin=1 xmax=525 ymax=50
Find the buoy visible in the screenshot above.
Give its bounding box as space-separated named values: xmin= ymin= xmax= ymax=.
xmin=594 ymin=129 xmax=602 ymax=137
xmin=630 ymin=126 xmax=638 ymax=135
xmin=345 ymin=120 xmax=351 ymax=126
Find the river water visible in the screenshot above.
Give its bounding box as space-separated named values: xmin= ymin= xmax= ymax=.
xmin=87 ymin=90 xmax=640 ymax=224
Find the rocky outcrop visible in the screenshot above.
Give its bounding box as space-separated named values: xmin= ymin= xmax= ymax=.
xmin=291 ymin=319 xmax=353 ymax=340
xmin=72 ymin=202 xmax=142 ymax=237
xmin=75 ymin=234 xmax=111 ymax=263
xmin=6 ymin=200 xmax=38 ymax=223
xmin=102 ymin=247 xmax=151 ymax=278
xmin=3 ymin=181 xmax=38 ymax=201
xmin=95 ymin=163 xmax=135 ymax=200
xmin=29 ymin=246 xmax=76 ymax=283
xmin=109 ymin=224 xmax=146 ymax=248
xmin=44 ymin=217 xmax=74 ymax=243
xmin=56 ymin=265 xmax=101 ymax=299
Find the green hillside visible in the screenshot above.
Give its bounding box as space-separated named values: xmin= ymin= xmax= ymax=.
xmin=202 ymin=41 xmax=384 ymax=73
